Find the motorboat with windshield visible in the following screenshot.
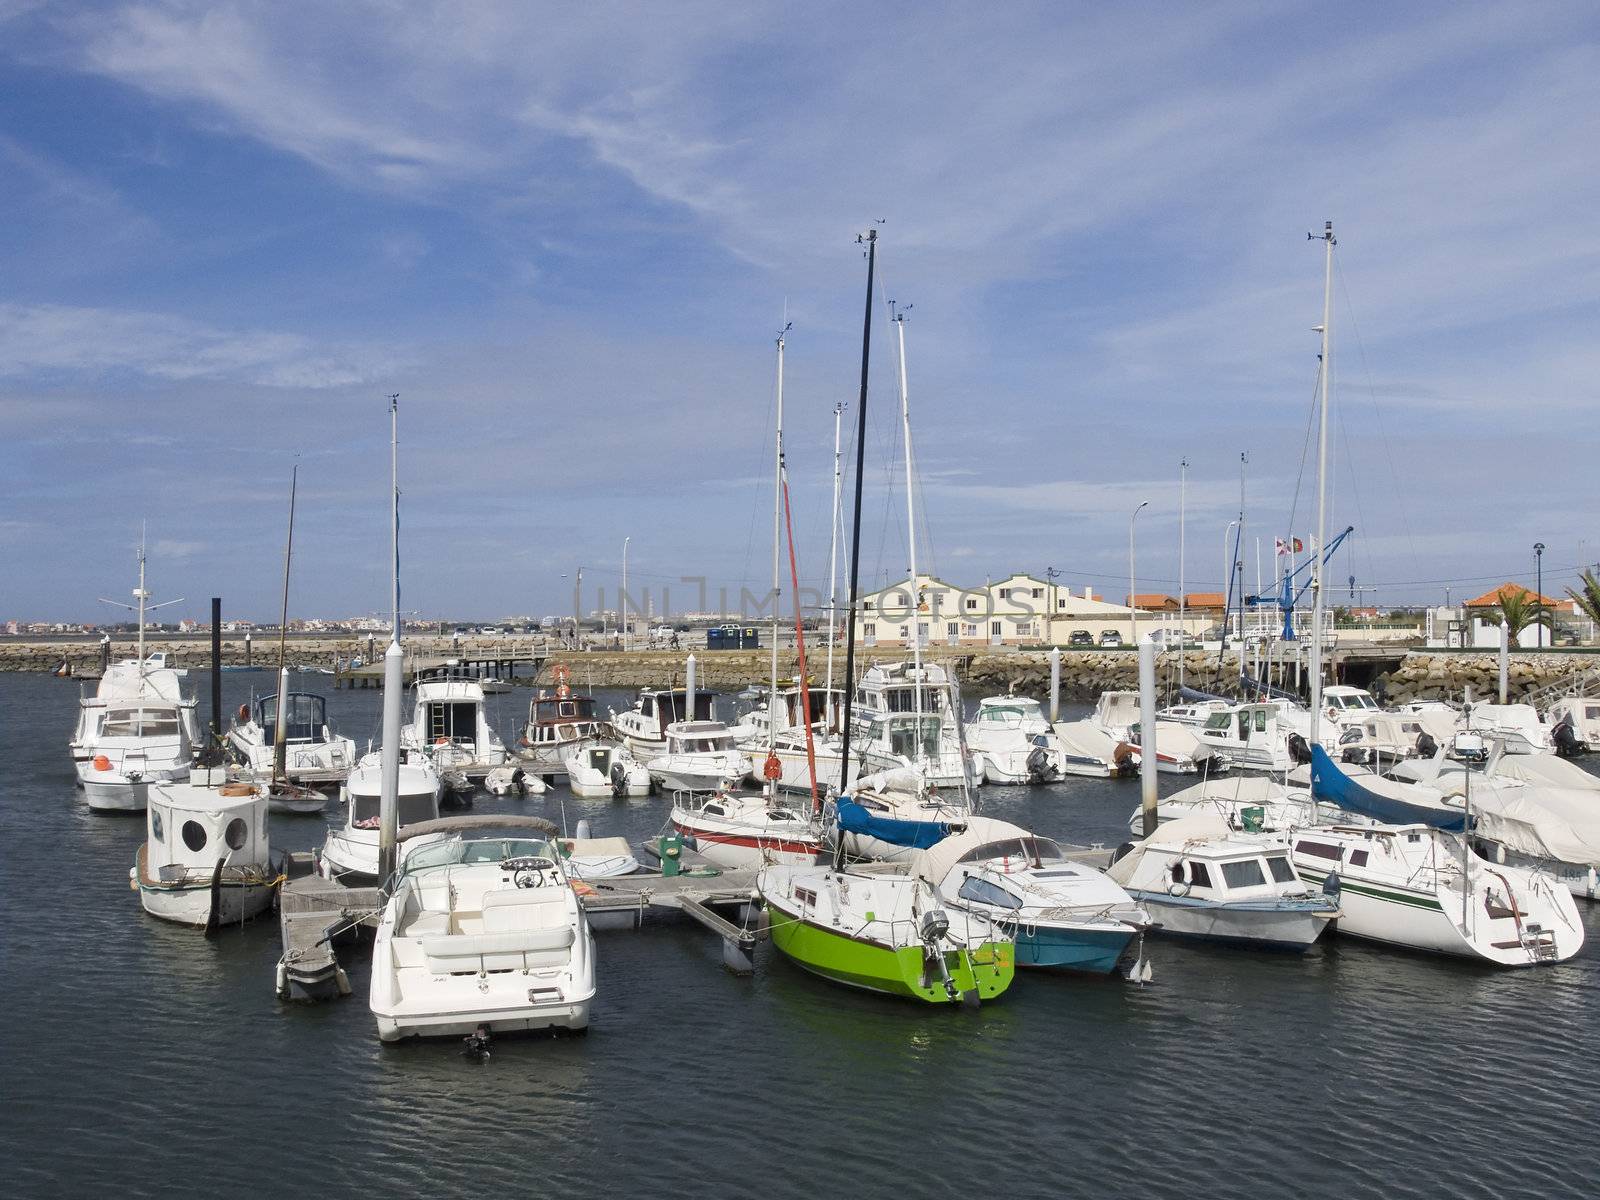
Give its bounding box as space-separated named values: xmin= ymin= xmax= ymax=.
xmin=76 ymin=657 xmax=200 ymax=812
xmin=849 ymin=661 xmax=974 ymax=789
xmin=964 ymin=696 xmax=1074 ymax=784
xmin=227 ymin=691 xmax=355 ymax=786
xmin=319 ymin=750 xmax=445 ymax=883
xmin=563 ymin=743 xmax=651 ymax=798
xmin=1092 ymin=690 xmax=1227 ymax=775
xmin=611 ymin=687 xmax=716 ymax=757
xmin=644 ymin=721 xmax=752 ymax=794
xmin=911 ymin=817 xmax=1147 ymax=973
xmin=369 ymin=834 xmax=596 ymax=1042
xmin=400 ymin=675 xmax=509 ymax=783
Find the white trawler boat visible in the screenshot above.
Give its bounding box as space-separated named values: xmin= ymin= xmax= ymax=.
xmin=850 ymin=661 xmax=974 ymax=789
xmin=319 ymin=750 xmax=445 ymax=883
xmin=131 ymin=767 xmax=281 ymax=927
xmin=227 ymin=691 xmax=355 ymax=786
xmin=516 ymin=668 xmax=612 ymax=773
xmin=1107 ymin=814 xmax=1338 ymax=950
xmin=401 ymin=674 xmax=509 ymax=786
xmin=370 ymin=834 xmax=596 ymax=1042
xmin=611 ymin=687 xmax=715 ymax=757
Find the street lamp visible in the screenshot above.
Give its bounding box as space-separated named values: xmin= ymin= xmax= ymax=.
xmin=1535 ymin=542 xmax=1545 ymax=648
xmin=1129 ymin=500 xmax=1149 ymax=647
xmin=621 ymin=536 xmax=631 ymax=651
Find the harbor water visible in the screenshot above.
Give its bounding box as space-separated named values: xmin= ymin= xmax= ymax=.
xmin=3 ymin=670 xmax=1597 ymax=1199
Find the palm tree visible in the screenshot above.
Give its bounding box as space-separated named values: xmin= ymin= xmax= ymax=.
xmin=1486 ymin=586 xmax=1550 ymax=644
xmin=1567 ymin=569 xmax=1600 ymax=629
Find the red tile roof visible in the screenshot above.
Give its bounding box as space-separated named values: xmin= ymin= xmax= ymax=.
xmin=1463 ymin=583 xmax=1560 ymax=608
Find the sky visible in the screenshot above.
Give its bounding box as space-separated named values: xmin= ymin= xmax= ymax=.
xmin=1 ymin=1 xmax=1597 ymax=625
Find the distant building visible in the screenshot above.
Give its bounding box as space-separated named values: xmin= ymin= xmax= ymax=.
xmin=1462 ymin=583 xmax=1563 ymax=648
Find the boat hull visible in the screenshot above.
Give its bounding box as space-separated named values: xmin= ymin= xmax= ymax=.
xmin=85 ymin=776 xmax=152 ymax=812
xmin=1131 ymin=893 xmax=1332 ymax=950
xmin=1011 ymin=922 xmax=1137 ymax=973
xmin=767 ymin=908 xmax=1012 ymax=1002
xmin=132 ymin=848 xmax=276 ymax=926
xmin=374 ymin=995 xmax=592 ymax=1043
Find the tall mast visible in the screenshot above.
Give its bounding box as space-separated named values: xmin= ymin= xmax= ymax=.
xmin=837 ymin=229 xmax=876 ymax=797
xmin=823 ymin=401 xmax=845 ymax=717
xmin=894 ymin=304 xmax=922 ymax=766
xmin=378 ymin=393 xmax=403 ymax=882
xmin=767 ymin=323 xmax=790 ymax=798
xmin=1309 ymin=220 xmax=1335 ymax=748
xmin=389 ymin=395 xmax=400 ymax=639
xmin=1178 ymin=457 xmax=1188 ymax=690
xmin=274 ymin=465 xmax=298 ymax=784
xmin=135 ymin=525 xmax=148 ymax=677
xmin=1237 ymin=451 xmax=1247 ymax=672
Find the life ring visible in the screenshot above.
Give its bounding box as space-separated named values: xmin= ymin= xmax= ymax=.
xmin=434 ymin=736 xmax=449 ymax=746
xmin=1166 ymin=877 xmax=1191 ymax=898
xmin=762 ymin=753 xmax=783 ymax=781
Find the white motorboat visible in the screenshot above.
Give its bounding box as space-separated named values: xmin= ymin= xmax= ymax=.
xmin=1092 ymin=690 xmax=1227 ymax=775
xmin=645 ymin=721 xmax=752 ymax=794
xmin=370 ymin=834 xmax=596 ymax=1042
xmin=910 ymin=817 xmax=1148 ymax=973
xmin=401 ymin=675 xmax=509 ymax=780
xmin=1107 ymin=813 xmax=1338 ymax=950
xmin=611 ymin=687 xmax=715 ymax=757
xmin=850 ymin=661 xmax=975 ymax=789
xmin=227 ymin=691 xmax=355 ymax=786
xmin=1194 ymin=699 xmax=1312 ymax=773
xmin=517 ymin=672 xmax=613 ymax=773
xmin=1546 ymin=696 xmax=1599 ymax=755
xmin=736 ymin=682 xmax=848 ymax=794
xmin=669 ymin=790 xmax=824 ymax=869
xmin=964 ymin=696 xmax=1074 ymax=784
xmin=563 ymin=743 xmax=651 ymax=798
xmin=1461 ymin=702 xmax=1552 ymax=756
xmin=131 ymin=768 xmax=280 ymax=927
xmin=1044 ymin=712 xmax=1140 ymax=778
xmin=1290 ymin=822 xmax=1584 ymax=965
xmin=79 ymin=688 xmax=199 ymax=813
xmin=318 ymin=750 xmax=445 ymax=884
xmin=558 ymin=834 xmax=641 ymax=878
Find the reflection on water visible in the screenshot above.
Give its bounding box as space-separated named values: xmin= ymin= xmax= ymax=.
xmin=1 ymin=671 xmax=1597 ymax=1200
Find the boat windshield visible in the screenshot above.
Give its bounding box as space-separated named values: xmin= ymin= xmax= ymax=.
xmin=886 ymin=716 xmax=942 ymax=759
xmin=402 ymin=837 xmax=556 ymax=878
xmin=257 ymin=693 xmax=327 ymax=743
xmin=102 ymin=705 xmax=181 ymax=737
xmin=352 ymin=792 xmax=438 ymax=827
xmin=958 ymin=836 xmax=1064 ymax=867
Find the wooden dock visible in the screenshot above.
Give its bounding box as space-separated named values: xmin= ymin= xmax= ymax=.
xmin=275 ymin=854 xmax=380 ymax=1002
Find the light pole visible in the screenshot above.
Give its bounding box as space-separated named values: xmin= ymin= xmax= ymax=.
xmin=621 ymin=536 xmax=631 ymax=650
xmin=1178 ymin=458 xmax=1188 ymax=685
xmin=574 ymin=565 xmax=583 ymax=648
xmin=1535 ymin=542 xmax=1545 ymax=647
xmin=1128 ymin=500 xmax=1149 ymax=647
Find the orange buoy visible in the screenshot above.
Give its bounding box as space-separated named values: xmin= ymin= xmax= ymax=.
xmin=762 ymin=753 xmax=783 ymax=781
xmin=93 ymin=754 xmax=111 ymax=772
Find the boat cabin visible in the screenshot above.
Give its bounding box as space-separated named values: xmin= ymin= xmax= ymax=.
xmin=147 ymin=781 xmax=269 ymax=880
xmin=251 ymin=692 xmax=329 ymax=744
xmin=664 ymin=721 xmax=739 ymax=754
xmin=635 ymin=689 xmax=715 ymax=737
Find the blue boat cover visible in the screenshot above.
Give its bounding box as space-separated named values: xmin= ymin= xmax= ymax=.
xmin=1240 ymin=673 xmax=1299 ymax=702
xmin=1178 ymin=685 xmax=1227 ymax=704
xmin=1310 ymin=745 xmax=1468 ymax=831
xmin=835 ymin=798 xmax=954 ymax=849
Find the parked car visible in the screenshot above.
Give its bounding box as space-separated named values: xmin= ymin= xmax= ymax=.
xmin=1099 ymin=630 xmax=1124 ymax=647
xmin=1068 ymin=630 xmax=1094 ymax=647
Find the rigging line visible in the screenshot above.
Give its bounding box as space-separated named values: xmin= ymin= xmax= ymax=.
xmin=1285 ymin=360 xmax=1321 ymax=545
xmin=1338 ymin=257 xmax=1423 ymax=580
xmin=737 ymin=345 xmax=781 ymax=612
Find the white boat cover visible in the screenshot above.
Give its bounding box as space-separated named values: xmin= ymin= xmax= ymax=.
xmin=1106 ymin=812 xmax=1233 ymax=886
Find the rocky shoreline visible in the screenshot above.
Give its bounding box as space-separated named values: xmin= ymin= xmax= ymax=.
xmin=11 ymin=636 xmax=1595 ymax=703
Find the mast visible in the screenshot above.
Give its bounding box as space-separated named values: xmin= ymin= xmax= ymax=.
xmin=767 ymin=323 xmax=791 ymax=799
xmin=135 ymin=524 xmax=148 ymax=677
xmin=1178 ymin=457 xmax=1188 ymax=690
xmin=1236 ymin=451 xmax=1247 ymax=673
xmin=893 ymin=304 xmax=923 ymax=768
xmin=837 ymin=229 xmax=876 ymax=797
xmin=273 ymin=465 xmax=299 ymax=784
xmin=1309 ymin=220 xmax=1335 ymax=749
xmin=823 ymin=401 xmax=845 ymax=722
xmin=378 ymin=394 xmax=403 ymax=882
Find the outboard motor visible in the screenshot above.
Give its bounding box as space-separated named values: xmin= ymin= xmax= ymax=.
xmin=1025 ymin=745 xmax=1056 ymax=784
xmin=1287 ymin=733 xmax=1313 ymax=766
xmin=1415 ymin=731 xmax=1438 ymax=759
xmin=610 ymin=759 xmax=628 ymax=798
xmin=1553 ymin=717 xmax=1583 ymax=758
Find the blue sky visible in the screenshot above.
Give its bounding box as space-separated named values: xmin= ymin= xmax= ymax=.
xmin=2 ymin=1 xmax=1597 ymax=624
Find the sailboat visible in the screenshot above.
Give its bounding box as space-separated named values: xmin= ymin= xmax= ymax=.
xmin=757 ymin=232 xmax=1014 ymax=1005
xmin=77 ymin=540 xmax=200 ymax=812
xmin=673 ymin=325 xmax=825 ymax=866
xmin=319 ymin=397 xmax=445 ymax=883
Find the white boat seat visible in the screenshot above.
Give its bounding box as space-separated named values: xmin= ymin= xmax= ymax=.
xmin=481 ymin=887 xmax=566 ymax=932
xmin=420 ymin=927 xmax=575 ymax=973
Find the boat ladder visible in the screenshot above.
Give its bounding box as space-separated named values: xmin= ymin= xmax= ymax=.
xmin=1520 ymin=926 xmax=1559 ymax=963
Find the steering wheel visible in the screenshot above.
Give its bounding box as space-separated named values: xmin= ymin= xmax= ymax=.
xmin=514 ymin=869 xmax=544 ymax=889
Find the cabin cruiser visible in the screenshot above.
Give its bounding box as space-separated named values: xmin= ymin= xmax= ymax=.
xmin=611 ymin=687 xmax=715 ymax=757
xmin=1108 ymin=814 xmax=1338 ymax=950
xmin=73 ymin=653 xmax=200 ymax=812
xmin=517 ymin=683 xmax=612 ymax=774
xmin=1158 ymin=699 xmax=1232 ymax=727
xmin=401 ymin=676 xmax=509 ymax=787
xmin=849 ymin=661 xmax=975 ymax=789
xmin=563 ymin=743 xmax=651 ymax=798
xmin=1091 ymin=690 xmax=1227 ymax=775
xmin=736 ymin=682 xmax=848 ymax=793
xmin=1333 ymin=704 xmax=1457 ymax=766
xmin=911 ymin=817 xmax=1148 ymax=974
xmin=1546 ymin=696 xmax=1599 ymax=755
xmin=1194 ymin=700 xmax=1312 ymax=773
xmin=669 ymin=791 xmax=825 ymax=869
xmin=645 ymin=721 xmax=753 ymax=794
xmin=318 ymin=750 xmax=445 ymax=883
xmin=1290 ymin=822 xmax=1583 ymax=965
xmin=964 ymin=696 xmax=1072 ymax=784
xmin=1461 ymin=703 xmax=1552 ymax=756
xmin=131 ymin=767 xmax=282 ymax=927
xmin=369 ymin=835 xmax=595 ymax=1042
xmin=227 ymin=691 xmax=355 ymax=785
